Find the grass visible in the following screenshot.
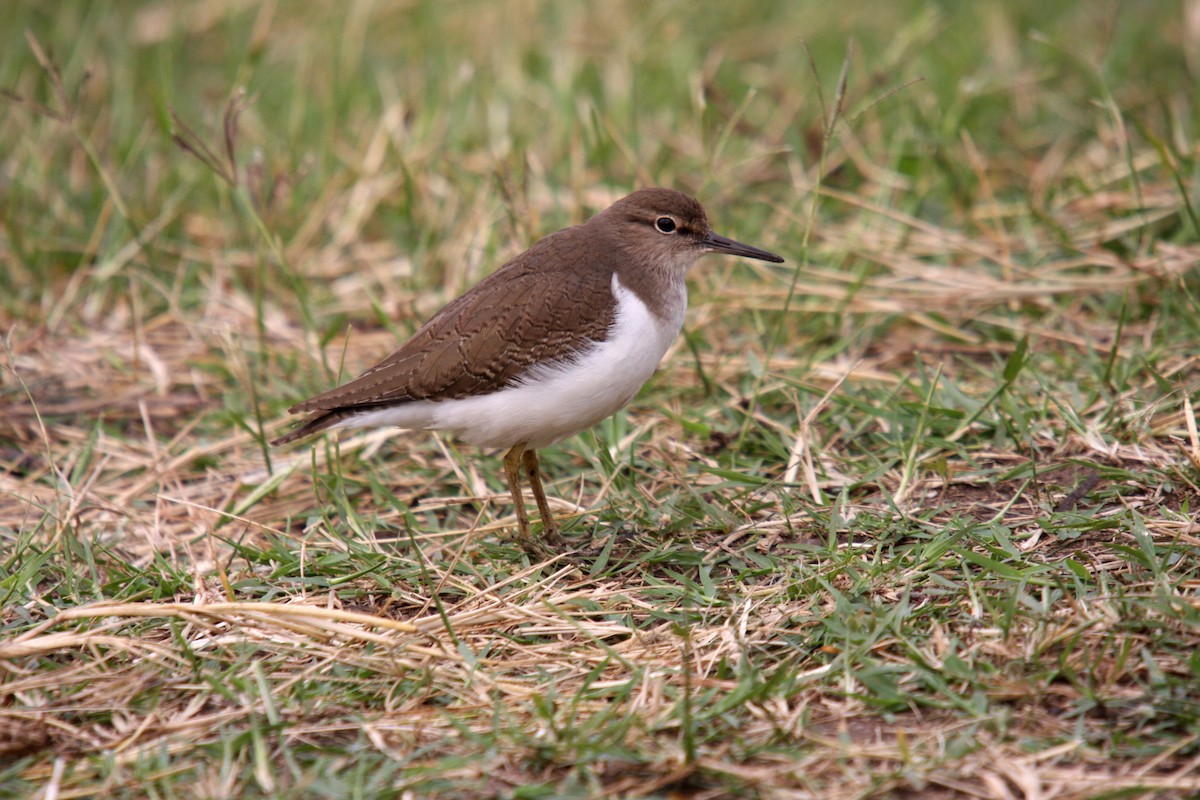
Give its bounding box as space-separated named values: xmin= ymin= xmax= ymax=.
xmin=2 ymin=1 xmax=1199 ymax=797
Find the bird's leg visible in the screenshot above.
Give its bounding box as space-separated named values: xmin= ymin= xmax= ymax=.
xmin=502 ymin=443 xmax=533 ymax=541
xmin=522 ymin=448 xmax=562 ymax=544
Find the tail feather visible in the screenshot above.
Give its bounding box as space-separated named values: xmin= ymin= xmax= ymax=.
xmin=271 ymin=409 xmax=355 ymax=446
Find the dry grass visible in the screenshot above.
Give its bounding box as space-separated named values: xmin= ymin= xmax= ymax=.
xmin=3 ymin=2 xmax=1200 ymax=798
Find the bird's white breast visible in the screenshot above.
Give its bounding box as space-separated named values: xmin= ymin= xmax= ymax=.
xmin=337 ymin=273 xmax=687 ymax=450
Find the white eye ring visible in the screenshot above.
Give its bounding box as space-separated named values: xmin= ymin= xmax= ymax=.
xmin=654 ymin=217 xmax=677 ymax=234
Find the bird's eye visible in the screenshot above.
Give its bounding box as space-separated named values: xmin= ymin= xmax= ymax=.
xmin=654 ymin=217 xmax=677 ymax=234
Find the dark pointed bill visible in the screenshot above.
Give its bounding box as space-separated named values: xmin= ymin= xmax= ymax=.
xmin=704 ymin=231 xmax=784 ymax=263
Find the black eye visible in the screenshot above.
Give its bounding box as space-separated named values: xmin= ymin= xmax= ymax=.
xmin=654 ymin=217 xmax=677 ymax=234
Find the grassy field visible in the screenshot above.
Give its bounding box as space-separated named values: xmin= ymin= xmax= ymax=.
xmin=2 ymin=1 xmax=1199 ymax=798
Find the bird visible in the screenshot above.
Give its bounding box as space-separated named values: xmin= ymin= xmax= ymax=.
xmin=273 ymin=188 xmax=784 ymax=544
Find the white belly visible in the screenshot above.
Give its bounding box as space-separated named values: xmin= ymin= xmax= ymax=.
xmin=337 ymin=274 xmax=686 ymax=450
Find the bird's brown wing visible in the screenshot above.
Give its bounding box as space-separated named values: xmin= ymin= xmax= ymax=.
xmin=277 ymin=228 xmax=618 ymax=441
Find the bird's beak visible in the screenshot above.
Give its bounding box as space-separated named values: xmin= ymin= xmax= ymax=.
xmin=703 ymin=231 xmax=784 ymax=263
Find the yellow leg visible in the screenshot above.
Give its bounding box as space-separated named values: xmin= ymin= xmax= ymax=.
xmin=502 ymin=443 xmax=533 ymax=540
xmin=522 ymin=448 xmax=561 ymax=543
